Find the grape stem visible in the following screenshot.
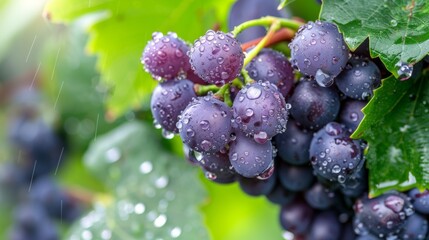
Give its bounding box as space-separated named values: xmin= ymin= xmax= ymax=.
xmin=213 ymin=83 xmax=230 ymax=100
xmin=194 ymin=84 xmax=220 ymax=96
xmin=223 ymin=87 xmax=233 ymax=107
xmin=231 ymin=16 xmax=301 ymax=37
xmin=241 ymin=69 xmax=253 ymax=84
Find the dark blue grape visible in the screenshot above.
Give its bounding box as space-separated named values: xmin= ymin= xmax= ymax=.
xmin=400 ymin=213 xmax=428 ymax=239
xmin=340 ymin=222 xmax=356 ymax=240
xmin=228 ymin=0 xmax=290 ymax=43
xmin=340 ymin=167 xmax=368 ymax=198
xmin=8 ymin=116 xmax=65 ymax=179
xmin=266 ymin=183 xmax=295 ymax=205
xmin=232 ymin=81 xmax=288 ymax=143
xmin=408 ymin=188 xmax=429 ymax=214
xmin=0 ymin=163 xmax=27 ymax=200
xmin=304 ymin=182 xmax=336 ymax=210
xmin=290 ymin=80 xmax=340 ymax=130
xmin=335 ymin=56 xmax=381 ymax=100
xmin=339 ymin=100 xmax=366 ymax=133
xmin=275 ymin=119 xmax=313 ymax=165
xmin=238 ymin=172 xmax=277 ymax=196
xmin=307 ymin=211 xmax=341 ymax=240
xmin=141 ymin=32 xmax=191 ymax=81
xmin=198 ymin=150 xmax=236 ymax=182
xmin=278 ymin=162 xmax=314 ymax=192
xmin=354 ymin=191 xmax=414 ymax=238
xmin=202 ymin=168 xmax=236 ymax=184
xmin=355 ymin=234 xmax=379 ymax=240
xmin=309 ymin=122 xmax=363 ymax=183
xmin=246 ymin=48 xmax=295 ymax=97
xmin=29 ymin=177 xmax=81 ymax=222
xmin=289 ymin=21 xmax=349 ymax=87
xmin=229 ymin=133 xmax=273 ymax=178
xmin=178 ymin=96 xmax=232 ymax=153
xmin=151 ymin=79 xmax=196 ymax=133
xmin=279 ymin=198 xmax=314 ymax=235
xmin=189 ymin=30 xmax=244 ymax=85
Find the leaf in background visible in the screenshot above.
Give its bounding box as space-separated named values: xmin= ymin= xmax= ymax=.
xmin=68 ymin=122 xmax=209 ymax=239
xmin=44 ymin=0 xmax=233 ymax=118
xmin=352 ymin=75 xmax=429 ymax=196
xmin=321 ymin=0 xmax=429 ymax=77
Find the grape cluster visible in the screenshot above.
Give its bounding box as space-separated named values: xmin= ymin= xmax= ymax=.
xmin=141 ymin=3 xmax=428 ymax=238
xmin=1 ymin=90 xmax=82 ymax=240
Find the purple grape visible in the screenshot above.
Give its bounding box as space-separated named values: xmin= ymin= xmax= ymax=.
xmin=246 ymin=48 xmax=295 ymax=97
xmin=354 ymin=191 xmax=414 ymax=238
xmin=338 ymin=100 xmax=366 ymax=133
xmin=400 ymin=213 xmax=428 ymax=239
xmin=229 ymin=133 xmax=273 ymax=178
xmin=232 ymin=81 xmax=288 ymax=143
xmin=279 ymin=198 xmax=314 ymax=235
xmin=141 ymin=32 xmax=191 ymax=81
xmin=189 ymin=30 xmax=244 ymax=85
xmin=408 ymin=188 xmax=429 ymax=214
xmin=289 ymin=79 xmax=340 ymax=130
xmin=178 ymin=96 xmax=232 ymax=153
xmin=275 ymin=119 xmax=313 ymax=165
xmin=309 ymin=122 xmax=363 ymax=183
xmin=304 ymin=182 xmax=336 ymax=210
xmin=307 ymin=211 xmax=342 ymax=240
xmin=151 ymin=79 xmax=196 ymax=133
xmin=238 ymin=172 xmax=277 ymax=196
xmin=278 ymin=162 xmax=314 ymax=192
xmin=289 ymin=21 xmax=349 ymax=87
xmin=266 ymin=183 xmax=296 ymax=205
xmin=228 ymin=0 xmax=290 ymax=43
xmin=198 ymin=150 xmax=236 ymax=182
xmin=335 ymin=56 xmax=381 ymax=100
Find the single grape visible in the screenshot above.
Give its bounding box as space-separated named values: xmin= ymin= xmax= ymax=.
xmin=275 ymin=119 xmax=313 ymax=165
xmin=307 ymin=211 xmax=342 ymax=240
xmin=29 ymin=177 xmax=81 ymax=222
xmin=340 ymin=222 xmax=356 ymax=240
xmin=408 ymin=188 xmax=429 ymax=214
xmin=304 ymin=182 xmax=336 ymax=210
xmin=228 ymin=0 xmax=290 ymax=43
xmin=232 ymin=81 xmax=288 ymax=144
xmin=198 ymin=150 xmax=236 ymax=182
xmin=266 ymin=183 xmax=296 ymax=205
xmin=289 ymin=21 xmax=349 ymax=87
xmin=289 ymin=79 xmax=340 ymax=130
xmin=246 ymin=48 xmax=295 ymax=97
xmin=309 ymin=122 xmax=363 ymax=183
xmin=229 ymin=133 xmax=273 ymax=178
xmin=151 ymin=79 xmax=196 ymax=133
xmin=178 ymin=96 xmax=232 ymax=153
xmin=186 ymin=68 xmax=208 ymax=85
xmin=354 ymin=191 xmax=414 ymax=238
xmin=141 ymin=32 xmax=191 ymax=81
xmin=278 ymin=162 xmax=314 ymax=192
xmin=400 ymin=213 xmax=428 ymax=240
xmin=279 ymin=198 xmax=314 ymax=235
xmin=238 ymin=172 xmax=277 ymax=196
xmin=335 ymin=56 xmax=381 ymax=100
xmin=189 ymin=30 xmax=244 ymax=85
xmin=338 ymin=100 xmax=366 ymax=133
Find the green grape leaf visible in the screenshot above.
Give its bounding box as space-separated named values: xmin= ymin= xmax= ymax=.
xmin=68 ymin=122 xmax=209 ymax=239
xmin=321 ymin=0 xmax=429 ymax=77
xmin=352 ymin=75 xmax=429 ymax=196
xmin=44 ymin=0 xmax=232 ymax=118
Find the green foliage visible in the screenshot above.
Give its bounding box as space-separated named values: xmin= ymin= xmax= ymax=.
xmin=321 ymin=0 xmax=429 ymax=77
xmin=352 ymin=74 xmax=429 ymax=196
xmin=68 ymin=122 xmax=209 ymax=239
xmin=44 ymin=0 xmax=234 ymax=117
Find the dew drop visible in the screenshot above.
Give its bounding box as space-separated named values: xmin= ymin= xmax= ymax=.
xmin=200 ymin=120 xmax=210 ymax=130
xmin=315 ymin=69 xmax=334 ymax=87
xmin=162 ymin=129 xmax=174 ymax=139
xmin=390 ymin=19 xmax=398 ymax=27
xmin=332 ymin=164 xmax=341 ymax=173
xmin=200 ymin=140 xmax=212 ymax=151
xmin=395 ymin=61 xmax=413 ymax=81
xmin=246 ymin=86 xmax=262 ymax=99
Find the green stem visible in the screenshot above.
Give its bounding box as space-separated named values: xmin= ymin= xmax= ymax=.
xmin=241 ymin=69 xmax=253 ymax=85
xmin=194 ymin=84 xmax=220 ymax=96
xmin=214 ymin=83 xmax=230 ymax=100
xmin=231 ymin=16 xmax=301 ymax=37
xmin=224 ymin=87 xmax=233 ymax=107
xmin=232 ymin=78 xmax=244 ymax=89
xmin=243 ymin=20 xmax=282 ymax=67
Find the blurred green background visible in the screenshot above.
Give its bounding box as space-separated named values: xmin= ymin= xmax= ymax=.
xmin=0 ymin=0 xmax=320 ymax=239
